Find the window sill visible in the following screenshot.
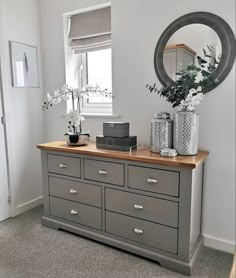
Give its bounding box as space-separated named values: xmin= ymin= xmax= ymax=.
xmin=80 ymin=113 xmax=120 ymax=118
xmin=61 ymin=113 xmax=120 ymax=118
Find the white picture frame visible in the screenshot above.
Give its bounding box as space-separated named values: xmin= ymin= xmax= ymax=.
xmin=9 ymin=41 xmax=39 ymax=88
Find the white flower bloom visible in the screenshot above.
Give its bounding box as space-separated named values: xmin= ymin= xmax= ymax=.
xmin=191 ymin=99 xmax=200 ymax=106
xmin=187 ymin=105 xmax=195 ymax=111
xmin=178 ymin=87 xmax=204 ymax=112
xmin=196 ymin=93 xmax=204 ymax=101
xmin=46 ymin=93 xmax=52 ymax=101
xmin=66 ymin=110 xmax=84 ymax=126
xmin=189 ymin=88 xmax=196 ymax=95
xmin=197 ymin=86 xmax=202 ymax=92
xmin=52 ymin=98 xmax=61 ymax=105
xmin=61 ymin=95 xmax=70 ymax=101
xmin=190 ymin=95 xmax=200 ymax=106
xmin=185 ymin=93 xmax=193 ymax=102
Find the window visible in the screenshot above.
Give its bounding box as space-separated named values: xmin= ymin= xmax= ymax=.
xmin=67 ymin=6 xmax=112 ymax=115
xmin=80 ymin=48 xmax=112 ymax=113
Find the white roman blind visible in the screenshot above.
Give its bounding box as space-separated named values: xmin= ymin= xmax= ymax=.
xmin=68 ymin=7 xmax=111 ymax=54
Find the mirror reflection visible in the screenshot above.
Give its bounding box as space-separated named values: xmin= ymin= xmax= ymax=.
xmin=163 ymin=24 xmax=222 ymax=81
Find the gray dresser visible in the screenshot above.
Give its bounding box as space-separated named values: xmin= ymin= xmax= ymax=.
xmin=38 ymin=141 xmax=208 ymax=275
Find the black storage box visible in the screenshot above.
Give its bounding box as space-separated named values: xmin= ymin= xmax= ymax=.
xmin=96 ymin=136 xmax=137 ymax=151
xmin=103 ymin=122 xmax=129 ymax=138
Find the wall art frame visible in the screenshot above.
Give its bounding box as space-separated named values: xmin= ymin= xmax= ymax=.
xmin=9 ymin=41 xmax=39 ymax=88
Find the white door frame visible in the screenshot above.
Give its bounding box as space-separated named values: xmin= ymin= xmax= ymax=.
xmin=0 ymin=60 xmax=11 ymax=222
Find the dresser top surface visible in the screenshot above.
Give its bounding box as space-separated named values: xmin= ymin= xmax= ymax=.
xmin=37 ymin=141 xmax=208 ymax=169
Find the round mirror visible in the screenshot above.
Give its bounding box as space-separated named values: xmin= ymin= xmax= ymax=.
xmin=154 ymin=12 xmax=236 ymax=92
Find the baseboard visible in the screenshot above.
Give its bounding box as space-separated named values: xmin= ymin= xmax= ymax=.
xmin=12 ymin=196 xmax=43 ymax=217
xmin=203 ymin=234 xmax=235 ymax=254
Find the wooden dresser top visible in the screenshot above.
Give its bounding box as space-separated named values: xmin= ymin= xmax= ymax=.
xmin=37 ymin=141 xmax=208 ymax=169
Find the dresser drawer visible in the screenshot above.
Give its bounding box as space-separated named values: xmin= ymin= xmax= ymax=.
xmin=48 ymin=154 xmax=81 ymax=178
xmin=49 ymin=176 xmax=102 ymax=208
xmin=106 ymin=211 xmax=177 ymax=254
xmin=84 ymin=159 xmax=125 ymax=186
xmin=128 ymin=165 xmax=179 ymax=197
xmin=50 ymin=197 xmax=102 ymax=230
xmin=105 ymin=189 xmax=178 ymax=228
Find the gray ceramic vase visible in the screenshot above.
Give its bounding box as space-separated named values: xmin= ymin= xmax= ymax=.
xmin=173 ymin=111 xmax=199 ymax=155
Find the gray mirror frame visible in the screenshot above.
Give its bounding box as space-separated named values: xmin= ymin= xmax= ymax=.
xmin=154 ymin=12 xmax=236 ymax=91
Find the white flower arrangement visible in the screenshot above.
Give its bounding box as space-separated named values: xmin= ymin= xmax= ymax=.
xmin=66 ymin=111 xmax=85 ymax=133
xmin=42 ymin=84 xmax=111 ymax=134
xmin=178 ymin=86 xmax=204 ymax=112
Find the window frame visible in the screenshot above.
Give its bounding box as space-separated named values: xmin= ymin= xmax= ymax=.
xmin=79 ymin=49 xmax=113 ymax=115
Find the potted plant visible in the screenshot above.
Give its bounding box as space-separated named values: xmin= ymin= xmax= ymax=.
xmin=147 ymin=46 xmax=219 ymax=155
xmin=42 ymin=84 xmax=111 ymax=146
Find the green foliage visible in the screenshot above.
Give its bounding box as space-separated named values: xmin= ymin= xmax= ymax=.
xmin=147 ymin=46 xmax=220 ymax=108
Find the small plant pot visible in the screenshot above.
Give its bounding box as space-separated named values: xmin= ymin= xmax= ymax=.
xmin=65 ymin=132 xmax=90 ymax=146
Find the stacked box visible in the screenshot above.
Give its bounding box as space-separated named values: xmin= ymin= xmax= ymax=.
xmin=96 ymin=122 xmax=137 ymax=151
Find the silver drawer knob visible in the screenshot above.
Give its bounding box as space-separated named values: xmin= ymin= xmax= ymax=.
xmin=69 ymin=189 xmax=77 ymax=194
xmin=147 ymin=178 xmax=157 ymax=184
xmin=70 ymin=209 xmax=78 ymax=215
xmin=59 ymin=163 xmax=67 ymax=169
xmin=98 ymin=170 xmax=107 ymax=175
xmin=133 ymin=228 xmax=144 ymax=234
xmin=133 ymin=204 xmax=144 ymax=210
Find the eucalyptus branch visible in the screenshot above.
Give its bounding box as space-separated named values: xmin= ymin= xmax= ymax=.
xmin=147 ymin=46 xmax=220 ymax=108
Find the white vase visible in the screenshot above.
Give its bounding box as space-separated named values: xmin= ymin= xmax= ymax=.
xmin=173 ymin=111 xmax=199 ymax=155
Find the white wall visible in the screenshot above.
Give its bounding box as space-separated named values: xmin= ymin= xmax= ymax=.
xmin=0 ymin=0 xmax=45 ymax=216
xmin=39 ymin=0 xmax=235 ymax=253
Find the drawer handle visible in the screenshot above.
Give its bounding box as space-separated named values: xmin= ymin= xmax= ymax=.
xmin=147 ymin=178 xmax=157 ymax=184
xmin=133 ymin=228 xmax=144 ymax=234
xmin=98 ymin=170 xmax=107 ymax=175
xmin=133 ymin=204 xmax=144 ymax=210
xmin=70 ymin=209 xmax=78 ymax=215
xmin=59 ymin=163 xmax=67 ymax=169
xmin=69 ymin=189 xmax=77 ymax=194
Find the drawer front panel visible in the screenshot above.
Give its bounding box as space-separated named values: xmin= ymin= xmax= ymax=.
xmin=105 ymin=189 xmax=178 ymax=228
xmin=49 ymin=176 xmax=102 ymax=208
xmin=106 ymin=211 xmax=178 ymax=254
xmin=84 ymin=159 xmax=125 ymax=186
xmin=50 ymin=197 xmax=102 ymax=230
xmin=128 ymin=165 xmax=179 ymax=197
xmin=48 ymin=154 xmax=81 ymax=178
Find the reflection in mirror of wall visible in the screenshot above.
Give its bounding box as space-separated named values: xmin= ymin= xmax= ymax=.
xmin=163 ymin=24 xmax=222 ymax=82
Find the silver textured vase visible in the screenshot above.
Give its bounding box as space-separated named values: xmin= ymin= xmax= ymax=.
xmin=150 ymin=113 xmax=173 ymax=153
xmin=173 ymin=112 xmax=199 ymax=155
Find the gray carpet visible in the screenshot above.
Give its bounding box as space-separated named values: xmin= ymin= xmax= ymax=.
xmin=0 ymin=206 xmax=233 ymax=278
